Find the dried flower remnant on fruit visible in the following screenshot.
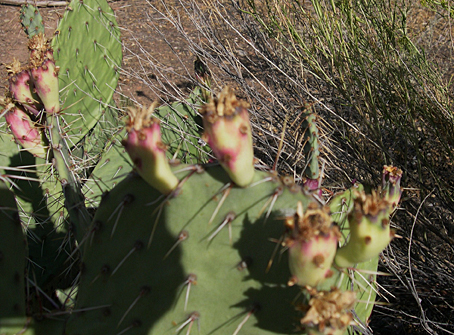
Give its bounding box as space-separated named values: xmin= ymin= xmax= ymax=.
xmin=301 ymin=288 xmax=356 ymax=334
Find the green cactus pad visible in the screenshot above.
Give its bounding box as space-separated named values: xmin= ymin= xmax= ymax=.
xmin=67 ymin=166 xmax=314 ymax=334
xmin=51 ymin=0 xmax=122 ymax=145
xmin=20 ymin=4 xmax=45 ymax=38
xmin=68 ymin=165 xmax=380 ymax=334
xmin=0 ymin=182 xmax=26 ymax=319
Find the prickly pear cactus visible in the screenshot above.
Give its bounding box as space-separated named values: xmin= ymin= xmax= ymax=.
xmin=52 ymin=0 xmax=122 ymax=143
xmin=63 ymin=88 xmax=397 ymax=335
xmin=0 ymin=0 xmax=400 ymax=331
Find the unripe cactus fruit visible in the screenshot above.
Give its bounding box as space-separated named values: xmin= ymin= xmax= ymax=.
xmin=286 ymin=201 xmax=341 ymax=288
xmin=4 ymin=105 xmax=47 ymax=158
xmin=334 ymin=190 xmax=395 ymax=268
xmin=29 ymin=34 xmax=60 ymax=114
xmin=201 ymin=87 xmax=255 ymax=187
xmin=122 ymin=104 xmax=179 ymax=195
xmin=382 ymin=165 xmax=402 ymax=210
xmin=300 ymin=288 xmax=356 ymax=335
xmin=6 ymin=59 xmax=41 ymax=116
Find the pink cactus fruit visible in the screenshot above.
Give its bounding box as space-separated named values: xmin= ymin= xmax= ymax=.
xmin=381 ymin=165 xmax=402 ymax=210
xmin=334 ymin=190 xmax=395 ymax=268
xmin=286 ymin=201 xmax=341 ymax=288
xmin=299 ymin=287 xmax=356 ymax=335
xmin=122 ymin=104 xmax=179 ymax=195
xmin=4 ymin=104 xmax=47 ymax=158
xmin=6 ymin=59 xmax=42 ymax=115
xmin=28 ymin=33 xmax=60 ymax=114
xmin=200 ymin=87 xmax=254 ymax=187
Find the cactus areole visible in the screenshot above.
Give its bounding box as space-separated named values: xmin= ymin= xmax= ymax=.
xmin=201 ymin=87 xmax=255 ymax=187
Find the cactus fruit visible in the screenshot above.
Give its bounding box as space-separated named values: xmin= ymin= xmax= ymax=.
xmin=66 ymin=166 xmax=314 ymax=334
xmin=28 ymin=34 xmax=60 ymax=114
xmin=334 ymin=190 xmax=395 ymax=268
xmin=201 ymin=87 xmax=255 ymax=187
xmin=51 ymin=0 xmax=122 ymax=143
xmin=4 ymin=104 xmax=47 ymax=158
xmin=6 ymin=59 xmax=42 ymax=116
xmin=122 ymin=104 xmax=179 ymax=195
xmin=286 ymin=201 xmax=341 ymax=288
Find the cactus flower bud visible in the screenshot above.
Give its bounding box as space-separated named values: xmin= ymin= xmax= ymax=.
xmin=201 ymin=87 xmax=254 ymax=187
xmin=286 ymin=201 xmax=340 ymax=288
xmin=122 ymin=104 xmax=179 ymax=195
xmin=382 ymin=165 xmax=402 ymax=210
xmin=334 ymin=190 xmax=394 ymax=268
xmin=300 ymin=288 xmax=356 ymax=335
xmin=4 ymin=105 xmax=47 ymax=158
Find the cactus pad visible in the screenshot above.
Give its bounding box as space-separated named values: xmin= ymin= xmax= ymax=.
xmin=51 ymin=0 xmax=122 ymax=144
xmin=20 ymin=4 xmax=45 ymax=38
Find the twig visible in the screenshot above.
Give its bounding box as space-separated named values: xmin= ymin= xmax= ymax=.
xmin=408 ymin=190 xmax=435 ymax=334
xmin=0 ymin=0 xmax=68 ymax=6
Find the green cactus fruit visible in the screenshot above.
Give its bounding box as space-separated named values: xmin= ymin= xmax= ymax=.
xmin=4 ymin=104 xmax=47 ymax=158
xmin=122 ymin=104 xmax=179 ymax=195
xmin=0 ymin=182 xmax=26 ymax=320
xmin=20 ymin=4 xmax=45 ymax=38
xmin=201 ymin=87 xmax=255 ymax=187
xmin=6 ymin=59 xmax=42 ymax=116
xmin=334 ymin=190 xmax=395 ymax=268
xmin=382 ymin=165 xmax=402 ymax=210
xmin=51 ymin=0 xmax=122 ymax=144
xmin=300 ymin=288 xmax=356 ymax=335
xmin=66 ymin=166 xmax=317 ymax=334
xmin=286 ymin=201 xmax=341 ymax=288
